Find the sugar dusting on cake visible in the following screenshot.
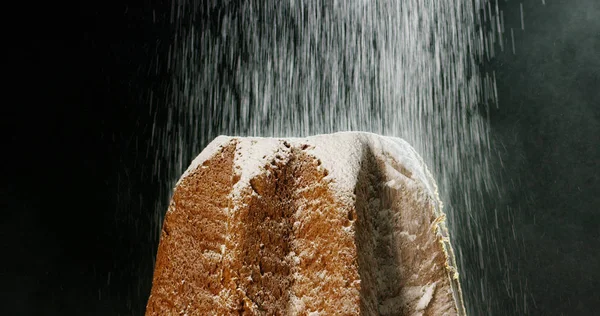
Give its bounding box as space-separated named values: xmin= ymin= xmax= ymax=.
xmin=416 ymin=282 xmax=437 ymax=310
xmin=177 ymin=135 xmax=233 ymax=185
xmin=179 ymin=132 xmax=441 ymax=208
xmin=230 ymin=137 xmax=284 ymax=201
xmin=300 ymin=132 xmax=364 ymax=206
xmin=172 ymin=132 xmax=463 ymax=315
xmin=185 ymin=132 xmax=439 ymax=208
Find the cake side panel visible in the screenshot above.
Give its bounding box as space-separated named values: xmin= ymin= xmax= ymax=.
xmin=375 ymin=142 xmax=463 ymax=315
xmin=354 ymin=146 xmax=460 ymax=315
xmin=223 ymin=144 xmax=361 ymax=315
xmin=146 ymin=143 xmax=238 ymax=315
xmin=375 ymin=133 xmax=465 ymax=315
xmin=225 ymin=150 xmax=296 ymax=315
xmin=290 ymin=148 xmax=361 ymax=315
xmin=353 ymin=147 xmax=400 ymax=315
xmin=382 ymin=170 xmax=458 ymax=316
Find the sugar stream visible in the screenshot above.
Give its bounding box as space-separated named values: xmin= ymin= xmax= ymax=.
xmin=148 ymin=1 xmax=530 ymax=314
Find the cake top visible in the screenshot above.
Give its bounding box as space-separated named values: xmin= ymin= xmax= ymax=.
xmin=180 ymin=131 xmax=440 ymax=208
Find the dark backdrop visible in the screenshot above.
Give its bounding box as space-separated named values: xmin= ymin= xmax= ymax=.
xmin=2 ymin=0 xmax=598 ymax=315
xmin=489 ymin=0 xmax=599 ymax=314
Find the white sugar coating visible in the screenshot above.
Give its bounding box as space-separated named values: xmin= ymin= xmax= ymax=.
xmin=416 ymin=282 xmax=437 ymax=310
xmin=368 ymin=134 xmax=439 ymax=200
xmin=179 ymin=132 xmax=442 ymax=211
xmin=231 ymin=137 xmax=284 ymax=201
xmin=298 ymin=132 xmax=364 ymax=206
xmin=177 ymin=135 xmax=232 ymax=185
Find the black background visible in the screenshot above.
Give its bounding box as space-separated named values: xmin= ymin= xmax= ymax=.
xmin=2 ymin=0 xmax=598 ymax=315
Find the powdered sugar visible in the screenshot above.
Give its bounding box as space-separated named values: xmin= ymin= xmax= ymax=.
xmin=416 ymin=282 xmax=437 ymax=310
xmin=177 ymin=135 xmax=233 ymax=185
xmin=306 ymin=132 xmax=439 ymax=209
xmin=231 ymin=137 xmax=284 ymax=201
xmin=300 ymin=132 xmax=364 ymax=206
xmin=369 ymin=134 xmax=439 ymax=200
xmin=181 ymin=132 xmax=441 ymax=210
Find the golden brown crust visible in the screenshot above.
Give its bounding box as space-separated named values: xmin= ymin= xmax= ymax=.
xmin=146 ymin=142 xmax=238 ymax=315
xmin=224 ymin=145 xmax=361 ymax=315
xmin=146 ymin=137 xmax=464 ymax=315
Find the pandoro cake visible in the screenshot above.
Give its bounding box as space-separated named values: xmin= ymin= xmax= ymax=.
xmin=146 ymin=132 xmax=466 ymax=315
